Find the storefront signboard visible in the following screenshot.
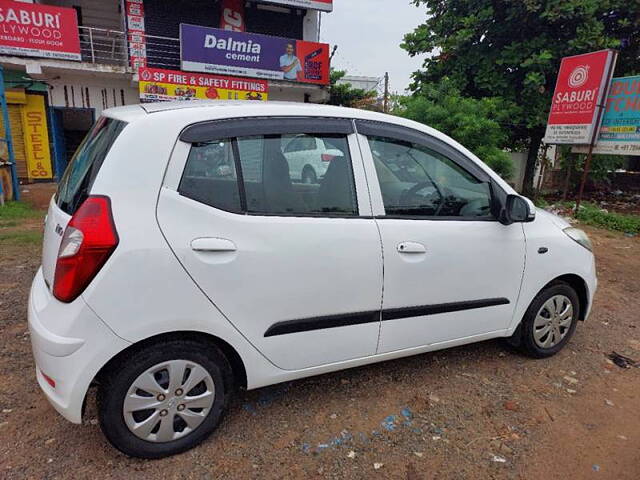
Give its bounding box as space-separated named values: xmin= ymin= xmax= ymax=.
xmin=139 ymin=67 xmax=269 ymax=102
xmin=572 ymin=75 xmax=640 ymax=156
xmin=0 ymin=1 xmax=80 ymax=61
xmin=180 ymin=24 xmax=330 ymax=85
xmin=20 ymin=94 xmax=53 ymax=180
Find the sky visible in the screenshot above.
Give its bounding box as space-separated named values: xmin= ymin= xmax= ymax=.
xmin=319 ymin=0 xmax=428 ymax=95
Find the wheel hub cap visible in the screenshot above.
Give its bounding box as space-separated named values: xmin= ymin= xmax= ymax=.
xmin=122 ymin=359 xmax=215 ymax=443
xmin=533 ymin=294 xmax=574 ymax=349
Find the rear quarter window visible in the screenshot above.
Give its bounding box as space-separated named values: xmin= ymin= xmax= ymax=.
xmin=56 ymin=117 xmax=127 ymax=214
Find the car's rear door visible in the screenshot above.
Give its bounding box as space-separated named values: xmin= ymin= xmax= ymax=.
xmin=157 ymin=117 xmax=383 ymax=370
xmin=356 ymin=120 xmax=525 ymax=353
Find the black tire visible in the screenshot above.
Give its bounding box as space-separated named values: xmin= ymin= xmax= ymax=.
xmin=301 ymin=166 xmax=317 ymax=184
xmin=511 ymin=282 xmax=580 ymax=358
xmin=97 ymin=339 xmax=233 ymax=459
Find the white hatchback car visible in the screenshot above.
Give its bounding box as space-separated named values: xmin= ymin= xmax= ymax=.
xmin=29 ymin=101 xmax=596 ymax=458
xmin=282 ymin=134 xmax=344 ymax=184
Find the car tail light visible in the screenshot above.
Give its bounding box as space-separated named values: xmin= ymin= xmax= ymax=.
xmin=321 ymin=154 xmax=335 ymax=162
xmin=53 ymin=196 xmax=119 ymax=303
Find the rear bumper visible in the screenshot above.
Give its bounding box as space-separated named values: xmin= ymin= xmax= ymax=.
xmin=28 ymin=268 xmax=130 ymax=423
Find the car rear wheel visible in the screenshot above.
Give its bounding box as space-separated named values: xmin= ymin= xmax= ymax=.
xmin=512 ymin=282 xmax=580 ymax=358
xmin=97 ymin=339 xmax=232 ymax=458
xmin=301 ymin=166 xmax=317 ymax=184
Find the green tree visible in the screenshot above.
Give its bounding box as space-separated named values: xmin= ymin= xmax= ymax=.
xmin=402 ymin=0 xmax=639 ymax=195
xmin=394 ymin=81 xmax=514 ymax=179
xmin=326 ymin=69 xmax=377 ymax=109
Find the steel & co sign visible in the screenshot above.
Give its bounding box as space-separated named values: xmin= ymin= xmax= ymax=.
xmin=544 ymin=50 xmax=616 ymax=144
xmin=0 ymin=1 xmax=80 ymax=61
xmin=139 ymin=67 xmax=269 ymax=102
xmin=180 ymin=24 xmax=330 ymax=85
xmin=573 ymin=75 xmax=640 ymax=156
xmin=21 ymin=94 xmax=53 ymax=180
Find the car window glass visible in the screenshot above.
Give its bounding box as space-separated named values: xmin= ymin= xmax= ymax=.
xmin=238 ymin=134 xmax=357 ymax=216
xmin=368 ymin=135 xmax=492 ymax=218
xmin=179 ymin=139 xmax=242 ymax=213
xmin=180 ymin=134 xmax=358 ymax=217
xmin=56 ymin=117 xmax=127 ymax=214
xmin=284 ymin=135 xmax=317 ymax=153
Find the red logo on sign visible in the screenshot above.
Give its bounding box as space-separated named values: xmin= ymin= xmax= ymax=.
xmin=220 ymin=0 xmax=245 ymax=32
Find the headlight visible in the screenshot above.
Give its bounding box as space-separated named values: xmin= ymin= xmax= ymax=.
xmin=563 ymin=227 xmax=593 ymax=252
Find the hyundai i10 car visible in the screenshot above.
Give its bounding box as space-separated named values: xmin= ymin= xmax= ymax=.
xmin=29 ymin=101 xmax=596 ymax=458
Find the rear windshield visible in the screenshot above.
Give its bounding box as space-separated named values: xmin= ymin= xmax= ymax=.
xmin=56 ymin=117 xmax=127 ymax=214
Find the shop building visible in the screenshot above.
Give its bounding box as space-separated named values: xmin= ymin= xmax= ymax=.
xmin=0 ymin=0 xmax=332 ymax=186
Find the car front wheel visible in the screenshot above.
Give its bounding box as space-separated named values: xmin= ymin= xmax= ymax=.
xmin=97 ymin=339 xmax=232 ymax=458
xmin=512 ymin=282 xmax=580 ymax=358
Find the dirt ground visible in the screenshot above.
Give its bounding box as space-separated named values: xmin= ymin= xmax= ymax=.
xmin=1 ymin=186 xmax=639 ymax=479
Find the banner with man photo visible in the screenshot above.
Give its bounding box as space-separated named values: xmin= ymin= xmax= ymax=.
xmin=180 ymin=24 xmax=330 ymax=85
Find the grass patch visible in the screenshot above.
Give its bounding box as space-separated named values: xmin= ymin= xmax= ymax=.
xmin=0 ymin=201 xmax=42 ymax=225
xmin=0 ymin=230 xmax=42 ymax=246
xmin=575 ymin=203 xmax=640 ymax=235
xmin=533 ymin=197 xmax=550 ymax=208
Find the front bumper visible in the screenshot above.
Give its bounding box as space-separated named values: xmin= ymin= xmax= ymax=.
xmin=585 ymin=255 xmax=598 ymax=320
xmin=28 ymin=268 xmax=130 ymax=423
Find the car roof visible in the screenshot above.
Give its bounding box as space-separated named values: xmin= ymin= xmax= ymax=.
xmin=104 ymin=100 xmax=398 ymax=125
xmin=102 ymin=100 xmax=447 ymax=143
xmin=101 ymin=100 xmax=515 ymax=194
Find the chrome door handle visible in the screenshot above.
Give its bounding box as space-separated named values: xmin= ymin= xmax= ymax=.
xmin=397 ymin=241 xmax=426 ymax=254
xmin=191 ymin=237 xmax=237 ymax=252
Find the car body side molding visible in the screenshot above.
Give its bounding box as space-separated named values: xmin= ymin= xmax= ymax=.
xmin=382 ymin=298 xmax=510 ymax=321
xmin=264 ymin=298 xmax=510 ymax=337
xmin=264 ymin=311 xmax=380 ymax=337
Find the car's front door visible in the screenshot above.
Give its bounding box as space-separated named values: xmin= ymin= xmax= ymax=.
xmin=356 ymin=120 xmax=526 ymax=353
xmin=157 ymin=117 xmax=383 ymax=370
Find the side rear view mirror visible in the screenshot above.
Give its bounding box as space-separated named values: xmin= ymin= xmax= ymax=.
xmin=500 ymin=194 xmax=535 ymax=225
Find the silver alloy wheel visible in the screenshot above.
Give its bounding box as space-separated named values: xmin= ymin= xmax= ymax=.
xmin=123 ymin=359 xmax=215 ymax=443
xmin=533 ymin=294 xmax=574 ymax=349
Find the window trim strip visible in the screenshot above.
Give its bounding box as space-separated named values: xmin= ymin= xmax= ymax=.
xmin=180 ymin=116 xmax=355 ymax=144
xmin=230 ymin=138 xmax=248 ymax=212
xmin=263 ymin=297 xmax=510 ymax=337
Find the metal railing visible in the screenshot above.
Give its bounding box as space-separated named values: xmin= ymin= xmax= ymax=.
xmin=78 ymin=26 xmax=127 ymax=66
xmin=144 ymin=33 xmax=181 ymax=70
xmin=78 ymin=26 xmax=181 ymax=70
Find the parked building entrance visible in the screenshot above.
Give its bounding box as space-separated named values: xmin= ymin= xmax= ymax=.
xmin=50 ymin=107 xmax=95 ymax=178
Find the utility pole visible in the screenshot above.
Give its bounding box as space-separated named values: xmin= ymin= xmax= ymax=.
xmin=329 ymin=45 xmax=338 ymax=62
xmin=383 ymin=72 xmax=389 ymax=113
xmin=575 ymin=50 xmax=618 ymax=214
